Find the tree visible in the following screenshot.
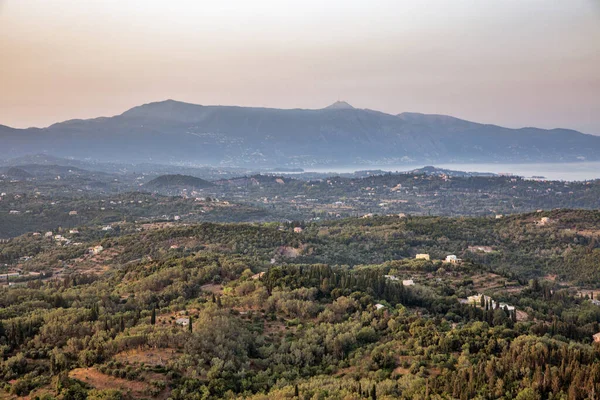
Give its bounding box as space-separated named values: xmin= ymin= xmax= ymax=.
xmin=371 ymin=384 xmax=377 ymax=400
xmin=189 ymin=316 xmax=193 ymax=332
xmin=151 ymin=305 xmax=156 ymax=325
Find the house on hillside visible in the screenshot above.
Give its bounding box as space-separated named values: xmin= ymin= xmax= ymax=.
xmin=69 ymin=210 xmax=78 ymax=216
xmin=90 ymin=245 xmax=104 ymax=255
xmin=445 ymin=255 xmax=462 ymax=264
xmin=538 ymin=217 xmax=551 ymax=226
xmin=251 ymin=272 xmax=265 ymax=280
xmin=293 ymin=227 xmax=303 ymax=233
xmin=415 ymin=254 xmax=430 ymax=260
xmin=402 ymin=279 xmax=415 ymax=286
xmin=467 ymin=293 xmax=515 ymax=312
xmin=384 ymin=275 xmax=399 ymax=281
xmin=499 ymin=303 xmax=515 ymax=312
xmin=593 ymin=332 xmax=600 ymax=343
xmin=176 ymin=317 xmax=190 ymax=326
xmin=467 ymin=294 xmax=493 ymax=307
xmin=375 ymin=304 xmax=386 ymax=311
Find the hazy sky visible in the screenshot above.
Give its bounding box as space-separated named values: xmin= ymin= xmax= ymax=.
xmin=1 ymin=0 xmax=599 ymax=133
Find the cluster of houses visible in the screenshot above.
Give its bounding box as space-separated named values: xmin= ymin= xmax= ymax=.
xmin=414 ymin=253 xmax=462 ymax=264
xmin=464 ymin=293 xmax=515 ymax=312
xmin=384 ymin=275 xmax=414 ymax=286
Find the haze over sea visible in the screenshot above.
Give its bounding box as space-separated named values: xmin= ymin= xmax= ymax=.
xmin=303 ymin=162 xmax=600 ymax=182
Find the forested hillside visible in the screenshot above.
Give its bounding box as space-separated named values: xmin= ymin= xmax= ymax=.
xmin=1 ymin=211 xmax=600 ymax=398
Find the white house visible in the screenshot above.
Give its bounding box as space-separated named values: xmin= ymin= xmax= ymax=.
xmin=384 ymin=275 xmax=399 ymax=281
xmin=445 ymin=255 xmax=461 ymax=264
xmin=415 ymin=254 xmax=430 ymax=260
xmin=402 ymin=279 xmax=415 ymax=286
xmin=176 ymin=317 xmax=190 ymax=326
xmin=375 ymin=304 xmax=386 ymax=310
xmin=467 ymin=293 xmax=515 ymax=312
xmin=499 ymin=303 xmax=515 ymax=312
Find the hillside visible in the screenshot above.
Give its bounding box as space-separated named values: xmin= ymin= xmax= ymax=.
xmin=144 ymin=174 xmax=214 ymax=191
xmin=1 ymin=211 xmax=600 ymax=398
xmin=1 ymin=100 xmax=599 ymax=167
xmin=1 ymin=167 xmax=33 ymax=180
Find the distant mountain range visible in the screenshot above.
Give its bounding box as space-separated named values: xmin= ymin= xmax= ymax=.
xmin=1 ymin=100 xmax=599 ymax=167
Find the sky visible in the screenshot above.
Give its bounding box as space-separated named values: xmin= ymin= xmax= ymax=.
xmin=1 ymin=0 xmax=599 ymax=134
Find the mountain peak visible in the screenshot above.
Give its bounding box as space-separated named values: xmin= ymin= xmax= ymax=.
xmin=324 ymin=101 xmax=355 ymax=110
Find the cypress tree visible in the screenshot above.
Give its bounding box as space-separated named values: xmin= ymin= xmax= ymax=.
xmin=294 ymin=384 xmax=299 ymax=398
xmin=151 ymin=305 xmax=156 ymax=325
xmin=188 ymin=316 xmax=193 ymax=332
xmin=371 ymin=384 xmax=377 ymax=400
xmin=90 ymin=304 xmax=98 ymax=321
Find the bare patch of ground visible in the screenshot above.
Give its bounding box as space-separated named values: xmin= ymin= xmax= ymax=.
xmin=114 ymin=348 xmax=179 ymax=366
xmin=69 ymin=367 xmax=170 ymax=399
xmin=200 ymin=283 xmax=223 ymax=294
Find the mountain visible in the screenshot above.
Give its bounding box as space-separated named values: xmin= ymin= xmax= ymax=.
xmin=1 ymin=100 xmax=599 ymax=167
xmin=324 ymin=100 xmax=355 ymax=110
xmin=144 ymin=174 xmax=214 ymax=191
xmin=1 ymin=167 xmax=34 ymax=180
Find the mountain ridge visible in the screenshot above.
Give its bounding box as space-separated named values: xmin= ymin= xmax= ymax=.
xmin=1 ymin=99 xmax=598 ymax=167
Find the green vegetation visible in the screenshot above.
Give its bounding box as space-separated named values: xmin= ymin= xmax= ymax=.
xmin=144 ymin=174 xmax=214 ymax=193
xmin=0 ymin=210 xmax=599 ymax=398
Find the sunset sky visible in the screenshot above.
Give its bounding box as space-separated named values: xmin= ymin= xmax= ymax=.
xmin=1 ymin=0 xmax=599 ymax=134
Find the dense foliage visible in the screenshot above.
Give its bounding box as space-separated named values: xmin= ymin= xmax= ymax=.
xmin=0 ymin=210 xmax=599 ymax=399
